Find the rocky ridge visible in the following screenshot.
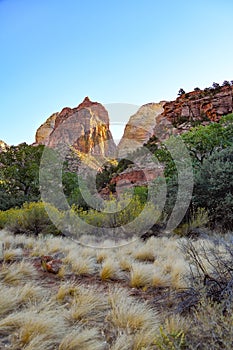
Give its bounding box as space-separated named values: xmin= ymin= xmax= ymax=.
xmin=35 ymin=97 xmax=116 ymax=158
xmin=162 ymin=85 xmax=233 ymax=128
xmin=112 ymin=84 xmax=233 ymax=190
xmin=118 ymin=85 xmax=233 ymax=156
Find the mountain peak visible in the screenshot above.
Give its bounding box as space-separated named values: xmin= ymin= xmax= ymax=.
xmin=35 ymin=98 xmax=116 ymax=157
xmin=77 ymin=96 xmax=98 ymax=110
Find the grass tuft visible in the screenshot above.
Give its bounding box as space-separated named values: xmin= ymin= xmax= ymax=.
xmin=130 ymin=263 xmax=153 ymax=288
xmin=59 ymin=328 xmax=106 ymax=350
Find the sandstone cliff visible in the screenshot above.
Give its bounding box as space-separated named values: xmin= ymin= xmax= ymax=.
xmin=118 ymin=85 xmax=233 ymax=156
xmin=113 ymin=84 xmax=233 ymax=189
xmin=162 ymin=85 xmax=233 ymax=130
xmin=35 ymin=113 xmax=58 ymax=145
xmin=117 ymin=102 xmax=165 ymax=157
xmin=0 ymin=140 xmax=8 ymax=152
xmin=35 ymin=97 xmax=116 ymax=158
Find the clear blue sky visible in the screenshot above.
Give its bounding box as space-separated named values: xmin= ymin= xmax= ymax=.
xmin=1 ymin=0 xmax=233 ymax=145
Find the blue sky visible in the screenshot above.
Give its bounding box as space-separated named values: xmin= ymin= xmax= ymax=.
xmin=1 ymin=0 xmax=233 ymax=145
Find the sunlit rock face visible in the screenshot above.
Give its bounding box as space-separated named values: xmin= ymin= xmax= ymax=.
xmin=117 ymin=102 xmax=165 ymax=157
xmin=0 ymin=140 xmax=8 ymax=152
xmin=118 ymin=85 xmax=233 ymax=157
xmin=35 ymin=97 xmax=116 ymax=157
xmin=35 ymin=113 xmax=58 ymax=145
xmin=162 ymin=85 xmax=233 ymax=129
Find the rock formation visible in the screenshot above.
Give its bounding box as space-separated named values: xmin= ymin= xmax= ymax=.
xmin=110 ymin=166 xmax=164 ymax=190
xmin=162 ymin=85 xmax=233 ymax=130
xmin=35 ymin=97 xmax=116 ymax=158
xmin=118 ymin=85 xmax=233 ymax=156
xmin=117 ymin=102 xmax=165 ymax=157
xmin=0 ymin=140 xmax=8 ymax=152
xmin=35 ymin=113 xmax=58 ymax=145
xmin=113 ymin=84 xmax=233 ymax=190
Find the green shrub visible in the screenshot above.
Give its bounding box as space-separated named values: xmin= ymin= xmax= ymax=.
xmin=193 ymin=146 xmax=233 ymax=230
xmin=0 ymin=202 xmax=63 ymax=235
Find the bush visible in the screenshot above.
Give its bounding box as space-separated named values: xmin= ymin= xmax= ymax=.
xmin=174 ymin=237 xmax=233 ymax=349
xmin=193 ymin=146 xmax=233 ymax=230
xmin=0 ymin=202 xmax=63 ymax=235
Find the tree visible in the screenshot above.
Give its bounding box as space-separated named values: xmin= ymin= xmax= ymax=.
xmin=181 ymin=114 xmax=233 ymax=164
xmin=222 ymin=80 xmax=231 ymax=87
xmin=0 ymin=143 xmax=44 ymax=209
xmin=193 ymin=146 xmax=233 ymax=230
xmin=178 ymin=88 xmax=186 ymax=96
xmin=212 ymin=82 xmax=220 ymax=89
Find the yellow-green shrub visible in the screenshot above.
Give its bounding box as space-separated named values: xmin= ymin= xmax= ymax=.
xmin=1 ymin=202 xmax=63 ymax=235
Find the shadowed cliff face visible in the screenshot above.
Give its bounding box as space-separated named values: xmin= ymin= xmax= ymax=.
xmin=35 ymin=97 xmax=116 ymax=157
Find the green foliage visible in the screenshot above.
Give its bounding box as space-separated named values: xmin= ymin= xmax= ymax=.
xmin=115 ymin=159 xmax=133 ymax=174
xmin=222 ymin=80 xmax=231 ymax=87
xmin=178 ymin=88 xmax=186 ymax=96
xmin=155 ymin=326 xmax=186 ymax=350
xmin=193 ymin=146 xmax=233 ymax=230
xmin=62 ymin=172 xmax=92 ymax=209
xmin=181 ymin=114 xmax=233 ymax=164
xmin=0 ymin=202 xmax=62 ymax=235
xmin=212 ymin=81 xmax=221 ymax=90
xmin=0 ymin=143 xmax=44 ymax=209
xmin=81 ymin=194 xmax=146 ymax=228
xmin=144 ymin=135 xmax=159 ymax=153
xmin=68 ymin=193 xmax=159 ymax=238
xmin=95 ymin=163 xmax=116 ymax=191
xmin=174 ymin=208 xmax=209 ymax=236
xmin=149 ymin=114 xmax=233 ymax=230
xmin=133 ymin=186 xmax=148 ymax=204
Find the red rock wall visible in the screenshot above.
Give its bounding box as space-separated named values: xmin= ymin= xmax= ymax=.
xmin=35 ymin=97 xmax=116 ymax=157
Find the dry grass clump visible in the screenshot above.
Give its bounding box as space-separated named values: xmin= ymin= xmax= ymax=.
xmin=6 ymin=233 xmax=35 ymax=250
xmin=118 ymin=256 xmax=133 ymax=272
xmin=1 ymin=228 xmax=233 ymax=349
xmin=58 ymin=328 xmax=106 ymax=350
xmin=28 ymin=235 xmax=65 ymax=258
xmin=29 ymin=239 xmax=48 ymax=257
xmin=3 ymin=248 xmax=23 ymax=262
xmin=0 ymin=260 xmax=38 ymax=285
xmin=133 ymin=244 xmax=155 ymax=262
xmin=100 ymin=258 xmax=123 ymax=281
xmin=129 ymin=263 xmax=153 ymax=288
xmin=0 ymin=304 xmax=66 ymax=348
xmin=109 ymin=333 xmax=133 ymax=350
xmin=56 ymin=281 xmax=81 ymax=303
xmin=184 ymin=298 xmax=233 ymax=350
xmin=152 ymin=266 xmax=171 ymax=288
xmin=72 ymin=256 xmax=96 ymax=276
xmin=65 ymin=286 xmax=109 ymax=324
xmin=170 ymin=259 xmax=189 ymax=289
xmin=96 ymin=249 xmax=111 ymax=263
xmin=43 ymin=236 xmax=65 ymax=254
xmin=148 ymin=314 xmax=190 ymax=349
xmin=108 ymin=290 xmax=159 ymax=332
xmin=0 ymin=282 xmax=44 ymax=317
xmin=63 ymin=247 xmax=96 ymax=275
